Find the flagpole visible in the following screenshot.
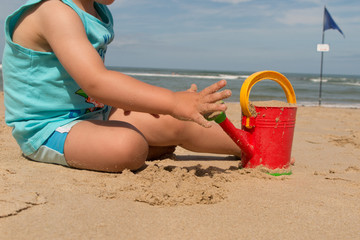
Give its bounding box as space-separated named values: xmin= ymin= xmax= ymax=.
xmin=318 ymin=6 xmax=325 ymax=106
xmin=318 ymin=6 xmax=345 ymax=106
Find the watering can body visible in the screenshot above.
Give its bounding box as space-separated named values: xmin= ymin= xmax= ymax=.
xmin=240 ymin=104 xmax=297 ymax=169
xmin=213 ymin=71 xmax=297 ymax=172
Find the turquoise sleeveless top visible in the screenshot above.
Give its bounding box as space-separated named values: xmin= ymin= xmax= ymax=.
xmin=2 ymin=0 xmax=114 ymax=155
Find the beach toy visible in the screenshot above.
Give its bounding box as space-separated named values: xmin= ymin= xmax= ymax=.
xmin=211 ymin=71 xmax=297 ymax=175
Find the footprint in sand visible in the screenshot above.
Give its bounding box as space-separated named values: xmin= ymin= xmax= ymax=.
xmin=345 ymin=166 xmax=360 ymax=172
xmin=0 ymin=192 xmax=47 ymax=218
xmin=0 ymin=168 xmax=47 ymax=218
xmin=329 ymin=134 xmax=360 ymax=147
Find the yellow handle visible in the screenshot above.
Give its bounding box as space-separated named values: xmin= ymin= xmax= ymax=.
xmin=240 ymin=71 xmax=297 ymax=117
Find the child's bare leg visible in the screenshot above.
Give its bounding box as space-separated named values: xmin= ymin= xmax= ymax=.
xmin=109 ymin=109 xmax=241 ymax=157
xmin=64 ymin=120 xmax=149 ymax=172
xmin=64 ymin=108 xmax=241 ymax=172
xmin=147 ymin=145 xmax=176 ymax=161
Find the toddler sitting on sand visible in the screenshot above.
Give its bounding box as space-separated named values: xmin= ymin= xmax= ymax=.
xmin=2 ymin=0 xmax=241 ymax=172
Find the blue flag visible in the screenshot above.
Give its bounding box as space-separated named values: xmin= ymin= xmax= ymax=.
xmin=323 ymin=7 xmax=345 ymax=37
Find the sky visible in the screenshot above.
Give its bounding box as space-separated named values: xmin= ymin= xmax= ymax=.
xmin=1 ymin=0 xmax=359 ymax=75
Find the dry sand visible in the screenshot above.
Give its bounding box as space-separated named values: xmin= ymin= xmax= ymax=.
xmin=1 ymin=92 xmax=360 ymax=239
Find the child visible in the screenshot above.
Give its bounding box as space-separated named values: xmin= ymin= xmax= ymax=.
xmin=2 ymin=0 xmax=241 ymax=172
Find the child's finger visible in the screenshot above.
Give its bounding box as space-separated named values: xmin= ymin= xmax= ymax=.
xmin=202 ymin=89 xmax=232 ymax=104
xmin=187 ymin=83 xmax=198 ymax=92
xmin=193 ymin=114 xmax=213 ymax=128
xmin=200 ymin=80 xmax=227 ymax=96
xmin=200 ymin=102 xmax=227 ymax=115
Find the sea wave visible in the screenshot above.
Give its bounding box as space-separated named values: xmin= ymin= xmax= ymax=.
xmin=342 ymin=82 xmax=360 ymax=87
xmin=310 ymin=78 xmax=328 ymax=83
xmin=309 ymin=77 xmax=360 ymax=87
xmin=123 ymin=72 xmax=246 ymax=80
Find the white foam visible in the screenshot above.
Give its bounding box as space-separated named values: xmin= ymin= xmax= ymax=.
xmin=343 ymin=82 xmax=360 ymax=87
xmin=310 ymin=78 xmax=328 ymax=83
xmin=123 ymin=72 xmax=242 ymax=80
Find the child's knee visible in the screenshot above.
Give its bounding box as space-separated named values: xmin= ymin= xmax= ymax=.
xmin=114 ymin=135 xmax=148 ymax=171
xmin=121 ymin=148 xmax=147 ymax=171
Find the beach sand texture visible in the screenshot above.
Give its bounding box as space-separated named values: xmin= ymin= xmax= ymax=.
xmin=1 ymin=92 xmax=360 ymax=239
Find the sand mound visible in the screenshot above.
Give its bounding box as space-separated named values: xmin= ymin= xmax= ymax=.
xmin=93 ymin=162 xmax=288 ymax=206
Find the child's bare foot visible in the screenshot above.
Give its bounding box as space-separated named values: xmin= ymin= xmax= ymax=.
xmin=147 ymin=146 xmax=176 ymax=161
xmin=290 ymin=157 xmax=295 ymax=165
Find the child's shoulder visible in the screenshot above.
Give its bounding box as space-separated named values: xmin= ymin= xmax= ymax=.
xmin=16 ymin=0 xmax=81 ymax=29
xmin=12 ymin=0 xmax=83 ymax=52
xmin=31 ymin=0 xmax=81 ymax=20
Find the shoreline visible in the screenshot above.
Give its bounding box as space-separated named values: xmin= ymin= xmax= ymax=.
xmin=1 ymin=91 xmax=360 ymax=109
xmin=228 ymin=101 xmax=360 ymax=109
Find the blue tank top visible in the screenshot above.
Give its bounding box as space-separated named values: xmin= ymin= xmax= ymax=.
xmin=2 ymin=0 xmax=114 ymax=155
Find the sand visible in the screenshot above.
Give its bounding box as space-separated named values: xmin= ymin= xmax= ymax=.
xmin=1 ymin=92 xmax=360 ymax=239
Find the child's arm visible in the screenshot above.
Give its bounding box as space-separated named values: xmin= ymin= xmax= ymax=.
xmin=35 ymin=1 xmax=231 ymax=127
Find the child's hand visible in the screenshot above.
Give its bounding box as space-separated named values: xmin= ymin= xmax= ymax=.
xmin=171 ymin=80 xmax=231 ymax=128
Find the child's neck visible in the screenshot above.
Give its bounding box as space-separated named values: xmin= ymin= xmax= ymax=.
xmin=72 ymin=0 xmax=99 ymax=19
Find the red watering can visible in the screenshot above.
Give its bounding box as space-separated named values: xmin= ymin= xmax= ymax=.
xmin=211 ymin=71 xmax=297 ymax=175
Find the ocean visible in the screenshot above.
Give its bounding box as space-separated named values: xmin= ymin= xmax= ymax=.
xmin=1 ymin=65 xmax=359 ymax=108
